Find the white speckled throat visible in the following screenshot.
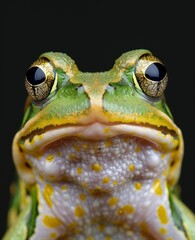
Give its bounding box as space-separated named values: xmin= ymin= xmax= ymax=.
xmin=23 ymin=123 xmax=186 ymax=240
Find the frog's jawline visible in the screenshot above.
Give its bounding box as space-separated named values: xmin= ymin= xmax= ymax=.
xmin=22 ymin=122 xmax=178 ymax=152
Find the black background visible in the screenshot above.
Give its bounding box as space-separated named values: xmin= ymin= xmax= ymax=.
xmin=1 ymin=1 xmax=194 ymax=238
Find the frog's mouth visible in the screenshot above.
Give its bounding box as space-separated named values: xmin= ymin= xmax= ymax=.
xmin=20 ymin=122 xmax=178 ymax=152
xmin=13 ymin=122 xmax=183 ymax=187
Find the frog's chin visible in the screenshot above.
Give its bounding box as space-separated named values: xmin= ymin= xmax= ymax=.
xmin=20 ymin=122 xmax=178 ymax=153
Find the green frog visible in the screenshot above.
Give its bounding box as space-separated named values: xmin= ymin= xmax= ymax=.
xmin=3 ymin=49 xmax=195 ymax=240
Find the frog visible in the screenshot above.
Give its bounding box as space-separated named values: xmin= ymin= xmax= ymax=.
xmin=2 ymin=49 xmax=195 ymax=240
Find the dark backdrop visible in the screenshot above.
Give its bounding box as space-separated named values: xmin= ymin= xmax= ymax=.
xmin=2 ymin=1 xmax=194 ymax=238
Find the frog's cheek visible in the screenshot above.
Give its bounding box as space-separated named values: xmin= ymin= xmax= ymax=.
xmin=12 ymin=135 xmax=36 ymax=186
xmin=167 ymin=129 xmax=184 ymax=186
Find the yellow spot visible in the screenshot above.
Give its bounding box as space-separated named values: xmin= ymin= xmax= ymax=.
xmin=135 ymin=145 xmax=141 ymax=153
xmin=107 ymin=197 xmax=119 ymax=206
xmin=167 ymin=238 xmax=173 ymax=240
xmin=95 ymin=185 xmax=102 ymax=191
xmin=104 ymin=128 xmax=110 ymax=134
xmin=81 ymin=182 xmax=88 ymax=188
xmin=129 ymin=164 xmax=135 ymax=172
xmin=77 ymin=167 xmax=83 ymax=174
xmin=50 ymin=232 xmax=57 ymax=238
xmin=112 ymin=180 xmax=117 ymax=186
xmin=160 ymin=228 xmax=167 ymax=235
xmin=87 ymin=237 xmax=94 ymax=240
xmin=43 ymin=215 xmax=62 ymax=228
xmin=91 ymin=163 xmax=102 ymax=172
xmin=102 ymin=176 xmax=110 ymax=184
xmin=74 ymin=145 xmax=81 ymax=151
xmin=46 ymin=154 xmax=54 ymax=162
xmin=104 ymin=237 xmax=112 ymax=240
xmin=79 ymin=193 xmax=86 ymax=201
xmin=163 ymin=170 xmax=168 ymax=176
xmin=153 ymin=179 xmax=163 ymax=195
xmin=98 ymin=223 xmax=105 ymax=231
xmin=43 ymin=184 xmax=54 ymax=207
xmin=157 ymin=205 xmax=169 ymax=224
xmin=61 ymin=185 xmax=67 ymax=191
xmin=118 ymin=205 xmax=135 ymax=215
xmin=69 ymin=153 xmax=76 ymax=160
xmin=161 ymin=153 xmax=166 ymax=159
xmin=74 ymin=205 xmax=85 ymax=218
xmin=105 ymin=140 xmax=112 ymax=147
xmin=57 ymin=150 xmax=63 ymax=157
xmin=134 ymin=182 xmax=142 ymax=190
xmin=82 ymin=144 xmax=89 ymax=149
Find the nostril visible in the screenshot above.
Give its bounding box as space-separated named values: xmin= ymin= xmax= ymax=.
xmin=106 ymin=84 xmax=116 ymax=93
xmin=75 ymin=85 xmax=85 ymax=93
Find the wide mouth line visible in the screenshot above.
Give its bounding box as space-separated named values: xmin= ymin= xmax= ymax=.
xmin=20 ymin=122 xmax=177 ymax=142
xmin=19 ymin=123 xmax=179 ymax=152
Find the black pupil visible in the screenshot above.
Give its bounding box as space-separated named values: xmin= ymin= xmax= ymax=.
xmin=145 ymin=62 xmax=166 ymax=81
xmin=26 ymin=67 xmax=45 ymax=85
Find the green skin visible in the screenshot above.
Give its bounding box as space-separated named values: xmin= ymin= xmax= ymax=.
xmin=3 ymin=49 xmax=195 ymax=240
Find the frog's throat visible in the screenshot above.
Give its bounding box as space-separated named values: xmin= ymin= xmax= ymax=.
xmin=13 ymin=122 xmax=183 ymax=188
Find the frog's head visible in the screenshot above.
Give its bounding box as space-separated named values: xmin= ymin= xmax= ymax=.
xmin=12 ymin=49 xmax=183 ymax=190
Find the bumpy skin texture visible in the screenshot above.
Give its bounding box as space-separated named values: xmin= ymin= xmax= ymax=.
xmin=3 ymin=49 xmax=195 ymax=240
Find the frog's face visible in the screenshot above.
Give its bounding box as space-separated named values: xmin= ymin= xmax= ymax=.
xmin=13 ymin=49 xmax=183 ymax=190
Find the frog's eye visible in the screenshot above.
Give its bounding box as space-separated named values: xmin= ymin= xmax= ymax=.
xmin=134 ymin=54 xmax=168 ymax=98
xmin=25 ymin=57 xmax=57 ymax=101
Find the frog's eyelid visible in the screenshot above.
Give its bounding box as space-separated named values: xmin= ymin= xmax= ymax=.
xmin=50 ymin=73 xmax=58 ymax=93
xmin=132 ymin=72 xmax=142 ymax=91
